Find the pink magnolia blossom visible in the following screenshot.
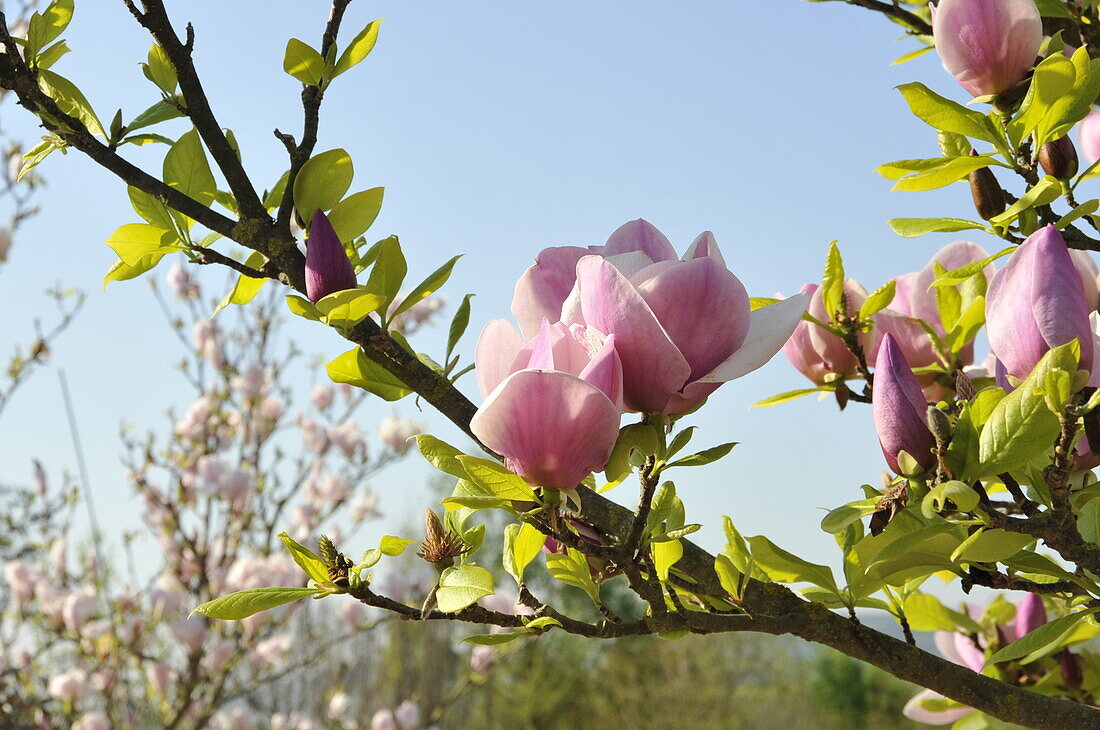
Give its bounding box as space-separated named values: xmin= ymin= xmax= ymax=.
xmin=1080 ymin=110 xmax=1100 ymax=163
xmin=986 ymin=226 xmax=1095 ymax=384
xmin=372 ymin=710 xmax=398 ymax=730
xmin=231 ymin=364 xmax=266 ymax=399
xmin=377 ymin=413 xmax=423 ymax=453
xmin=4 ymin=559 xmax=37 ymax=609
xmin=328 ymin=419 xmax=364 ymax=457
xmin=166 ymin=262 xmax=198 ymax=298
xmin=61 ymin=588 xmax=97 ymax=631
xmin=47 ymin=668 xmax=87 ymax=703
xmin=311 ymin=384 xmax=334 ymax=410
xmin=784 ymin=280 xmax=878 ymax=385
xmin=170 ymin=616 xmax=208 ymax=652
xmin=72 ymin=712 xmax=109 ymax=730
xmin=349 ymin=493 xmax=381 ymax=523
xmin=932 ymin=0 xmax=1042 ymax=97
xmin=471 ymin=318 xmax=623 ymax=490
xmin=253 ymin=633 xmax=293 ymax=666
xmin=147 ymin=661 xmax=175 ymax=694
xmin=395 ymin=701 xmax=420 ymax=729
xmin=329 ymin=692 xmax=351 ymax=720
xmin=513 ymin=220 xmax=808 ymax=413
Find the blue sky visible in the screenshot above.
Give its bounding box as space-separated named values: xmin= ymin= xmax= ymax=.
xmin=2 ymin=1 xmax=1003 ymax=592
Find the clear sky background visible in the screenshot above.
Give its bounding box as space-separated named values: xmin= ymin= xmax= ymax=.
xmin=1 ymin=1 xmax=1014 ymax=593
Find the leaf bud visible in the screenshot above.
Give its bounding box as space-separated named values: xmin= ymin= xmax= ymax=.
xmin=926 ymin=405 xmax=953 ymax=445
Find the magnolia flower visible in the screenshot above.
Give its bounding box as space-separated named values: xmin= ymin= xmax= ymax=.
xmin=783 ymin=280 xmax=878 ymax=385
xmin=348 ymin=493 xmax=381 ymax=522
xmin=48 ymin=668 xmax=87 ymax=703
xmin=340 ymin=599 xmax=367 ymax=630
xmin=514 ymin=220 xmax=807 ymax=413
xmin=1070 ymin=249 xmax=1100 ymax=312
xmin=311 ymin=384 xmax=334 ymax=410
xmin=4 ymin=559 xmax=37 ymax=609
xmin=987 ymin=226 xmax=1094 ymax=384
xmin=329 ymin=692 xmax=351 ymax=721
xmin=932 ymin=0 xmax=1042 ymax=97
xmin=231 ymin=364 xmax=266 ymax=399
xmin=305 ymin=210 xmax=357 ymax=302
xmin=1080 ymin=110 xmax=1100 ymax=163
xmin=61 ymin=588 xmax=97 ymax=632
xmin=253 ymin=634 xmax=293 ymax=666
xmin=904 ymin=596 xmax=1047 ymax=725
xmin=395 ymin=701 xmax=420 ymax=729
xmin=471 ymin=318 xmax=623 ymax=490
xmin=191 ymin=320 xmax=223 ymax=367
xmin=470 ymin=644 xmax=494 ymax=673
xmin=328 ymin=419 xmax=364 ymax=457
xmin=170 ymin=616 xmax=208 ymax=652
xmin=166 ymin=262 xmax=198 ymax=298
xmin=72 ymin=713 xmax=109 ymax=730
xmin=372 ymin=710 xmax=398 ymax=730
xmin=873 ymin=334 xmax=935 ymax=475
xmin=147 ymin=662 xmax=174 ymax=694
xmin=377 ymin=413 xmax=423 ymax=452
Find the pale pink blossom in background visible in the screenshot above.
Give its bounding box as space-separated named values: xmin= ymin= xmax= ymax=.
xmin=166 ymin=262 xmax=199 ymax=298
xmin=61 ymin=587 xmax=97 ymax=631
xmin=252 ymin=634 xmax=293 ymax=666
xmin=395 ymin=701 xmax=420 ymax=729
xmin=311 ymin=384 xmax=334 ymax=410
xmin=371 ymin=710 xmax=398 ymax=730
xmin=47 ymin=668 xmax=87 ymax=703
xmin=206 ymin=641 xmax=237 ymax=673
xmin=3 ymin=559 xmax=37 ymax=609
xmin=328 ymin=419 xmax=364 ymax=457
xmin=49 ymin=537 xmax=67 ymax=576
xmin=231 ymin=364 xmax=266 ymax=399
xmin=348 ymin=493 xmax=381 ymax=523
xmin=328 ymin=691 xmax=351 ymax=720
xmin=470 ymin=644 xmax=493 ymax=673
xmin=340 ymin=599 xmax=367 ymax=630
xmin=147 ymin=661 xmax=175 ymax=694
xmin=377 ymin=413 xmax=423 ymax=453
xmin=170 ymin=616 xmax=208 ymax=652
xmin=299 ymin=417 xmax=330 ymax=453
xmin=72 ymin=712 xmax=109 ymax=730
xmin=191 ymin=320 xmax=223 ymax=367
xmin=259 ymin=395 xmax=285 ymax=423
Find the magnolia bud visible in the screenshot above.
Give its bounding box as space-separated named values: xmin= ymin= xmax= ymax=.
xmin=926 ymin=406 xmax=952 ymax=445
xmin=1039 ymin=136 xmax=1079 ymax=180
xmin=968 ymin=151 xmax=1005 ymax=220
xmin=1060 ymin=650 xmax=1083 ymax=691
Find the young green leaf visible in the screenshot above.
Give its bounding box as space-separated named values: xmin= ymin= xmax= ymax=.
xmin=328 ymin=188 xmax=384 ymax=242
xmin=821 ymin=241 xmax=844 ymax=320
xmin=191 ymin=587 xmax=320 ymax=620
xmin=366 ymin=236 xmax=407 ymax=321
xmin=283 ymin=38 xmax=325 ymax=86
xmin=332 ymin=19 xmax=383 ymax=78
xmin=164 ymin=128 xmax=217 ymax=207
xmin=503 ymin=522 xmax=547 ymax=585
xmin=143 ymin=44 xmax=178 ymax=94
xmin=293 ymin=149 xmax=354 ymax=224
xmin=325 ymin=347 xmax=412 ymax=401
xmin=392 ymin=255 xmax=462 ymax=320
xmin=896 ymin=82 xmax=1001 ymax=145
xmin=986 ymin=611 xmax=1094 ymax=664
xmin=888 ymin=217 xmax=991 ymax=238
xmin=436 ymin=565 xmax=495 ymax=613
xmin=278 ymin=532 xmax=330 ymax=584
xmin=446 ymin=293 xmax=474 ymax=364
xmin=38 ymin=70 xmax=105 ymax=136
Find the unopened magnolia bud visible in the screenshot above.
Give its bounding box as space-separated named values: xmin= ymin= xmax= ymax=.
xmin=418 ymin=508 xmax=466 ymax=567
xmin=926 ymin=406 xmax=952 ymax=445
xmin=424 ymin=509 xmax=445 ymax=545
xmin=955 ymin=370 xmax=976 ymax=401
xmin=968 ymin=151 xmax=1005 ymax=220
xmin=1060 ymin=650 xmax=1083 ymax=691
xmin=1039 ymin=136 xmax=1079 ymax=180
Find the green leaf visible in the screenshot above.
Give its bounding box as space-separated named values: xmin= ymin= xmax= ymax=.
xmin=192 ymin=587 xmax=320 ymax=620
xmin=891 ymin=156 xmax=1001 ymax=192
xmin=212 ymin=252 xmax=267 ymax=317
xmin=127 ymin=99 xmax=184 ymax=133
xmin=164 ymin=128 xmax=217 ymax=207
xmin=38 ymin=69 xmax=105 ymax=136
xmin=545 ymin=548 xmax=600 ymax=605
xmin=283 ymin=38 xmax=325 ymax=85
xmin=436 ymin=565 xmax=495 ymax=613
xmin=665 ymin=442 xmax=737 ymax=468
xmin=979 ymin=342 xmax=1078 ymax=473
xmin=652 ymin=538 xmax=683 ymax=581
xmin=1077 ymin=498 xmax=1100 ymax=544
xmin=19 ymin=135 xmax=66 ymax=180
xmin=326 ymin=347 xmax=412 ymax=401
xmin=859 ymin=280 xmax=896 ymax=320
xmin=26 ymin=0 xmax=74 ymax=59
xmin=903 ymin=593 xmax=963 ymax=632
xmin=821 ymin=241 xmax=844 ymax=320
xmin=951 ymin=529 xmax=1034 ymax=564
xmin=462 ymin=632 xmax=526 ymax=646
xmin=931 ymin=247 xmax=1014 ymax=287
xmin=36 ymin=39 xmax=69 ymax=70
xmin=752 ymin=387 xmax=833 ymax=408
xmin=922 ymin=480 xmax=980 ymax=518
xmin=876 ymin=157 xmax=951 ymax=181
xmin=127 ymin=186 xmax=176 ymax=231
xmin=987 ymin=611 xmax=1094 ymax=664
xmin=888 ymin=217 xmax=991 ymax=238
xmin=820 ymin=498 xmax=880 ymax=534
xmin=104 ymin=223 xmax=180 ymax=265
xmin=333 ymin=19 xmax=382 ymax=78
xmin=415 ymin=434 xmax=469 ymax=479
xmin=456 ymin=456 xmax=537 ymax=500
xmin=102 ymin=252 xmax=167 ymax=288
xmin=328 ymin=188 xmax=384 ymax=242
xmin=293 ymin=149 xmax=354 ymax=224
xmin=278 ymin=532 xmax=329 ymax=584
xmin=946 ymin=387 xmax=1006 ymax=480
xmin=366 ymin=236 xmax=407 ymax=320
xmin=990 ymin=176 xmax=1063 ymax=226
xmin=721 ymin=516 xmax=752 ymax=574
xmin=747 ymin=535 xmax=838 ymax=594
xmin=503 ymin=522 xmax=547 ymax=585
xmin=604 ymin=422 xmax=660 ymax=484
xmin=315 ymin=287 xmax=387 ymax=330
xmin=392 ymin=256 xmax=461 ymax=319
xmin=446 ymin=293 xmax=474 ymax=363
xmin=143 ymin=44 xmax=177 ymax=94
xmin=285 ymin=294 xmax=322 ymax=322
xmin=896 ymin=82 xmax=1000 ymax=145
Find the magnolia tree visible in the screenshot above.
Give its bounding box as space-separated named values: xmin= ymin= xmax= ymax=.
xmin=5 ymin=0 xmax=1100 ymax=728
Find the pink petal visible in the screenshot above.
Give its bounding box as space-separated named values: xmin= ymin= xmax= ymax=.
xmin=902 ymin=690 xmax=975 ymax=725
xmin=470 ymin=370 xmax=621 ymax=490
xmin=698 ymin=293 xmax=810 ymax=383
xmin=526 ymin=319 xmax=556 ymax=370
xmin=602 ymin=219 xmax=677 ymax=262
xmin=934 ymin=630 xmax=966 ymax=667
xmin=635 ymin=257 xmax=751 ymax=382
xmin=933 ymin=0 xmax=1042 ymax=97
xmin=511 ymin=246 xmax=590 ymax=339
xmin=513 ymin=321 xmax=591 ymax=377
xmin=578 ymin=334 xmax=624 ymax=410
xmin=682 ymin=231 xmax=726 ymax=267
xmin=576 ymin=255 xmax=691 ymax=412
xmin=475 ymin=319 xmax=525 ymax=398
